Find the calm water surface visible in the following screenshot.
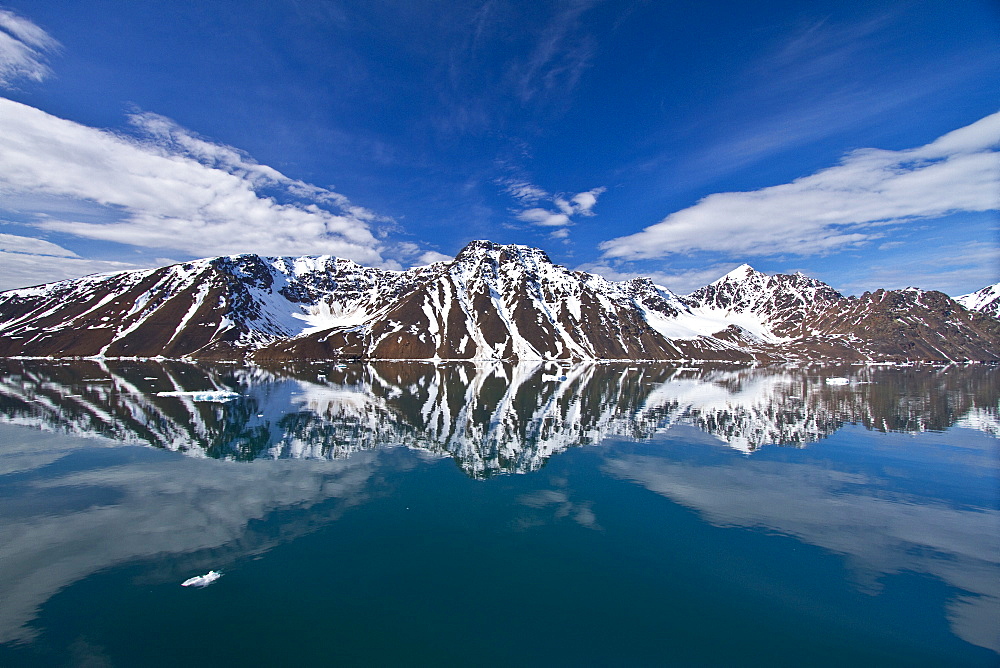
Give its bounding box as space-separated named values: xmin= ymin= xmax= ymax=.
xmin=0 ymin=360 xmax=997 ymax=666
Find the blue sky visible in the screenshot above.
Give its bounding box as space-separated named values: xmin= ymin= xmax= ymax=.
xmin=0 ymin=0 xmax=996 ymax=295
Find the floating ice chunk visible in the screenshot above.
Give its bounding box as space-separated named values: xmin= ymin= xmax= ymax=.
xmin=825 ymin=377 xmax=850 ymax=385
xmin=156 ymin=391 xmax=240 ymax=402
xmin=181 ymin=571 xmax=222 ymax=587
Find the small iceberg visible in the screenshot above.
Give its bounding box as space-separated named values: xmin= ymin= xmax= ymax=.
xmin=157 ymin=390 xmax=240 ymax=402
xmin=181 ymin=570 xmax=222 ymax=587
xmin=825 ymin=377 xmax=850 ymax=386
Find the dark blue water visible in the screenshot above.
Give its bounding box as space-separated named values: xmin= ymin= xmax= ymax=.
xmin=0 ymin=360 xmax=997 ymax=666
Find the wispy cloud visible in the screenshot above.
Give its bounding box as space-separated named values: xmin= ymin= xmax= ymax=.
xmin=389 ymin=241 xmax=453 ymax=267
xmin=0 ymin=250 xmax=148 ymax=291
xmin=576 ymin=261 xmax=737 ymax=295
xmin=129 ymin=111 xmax=387 ymax=224
xmin=643 ymin=12 xmax=1000 ymax=191
xmin=498 ymin=176 xmax=606 ymax=232
xmin=0 ymin=232 xmax=78 ymax=258
xmin=517 ymin=486 xmax=600 ymax=530
xmin=499 ymin=179 xmax=548 ymax=204
xmin=433 ymin=0 xmax=609 ymax=139
xmin=837 ymin=240 xmax=1000 ymax=297
xmin=510 ymin=0 xmax=599 ymax=104
xmin=0 ymin=232 xmax=178 ymax=291
xmin=0 ymin=9 xmax=59 ymax=88
xmin=516 ymin=208 xmax=571 ymax=227
xmin=601 ymin=112 xmax=1000 ymax=260
xmin=0 ymin=98 xmax=391 ymax=265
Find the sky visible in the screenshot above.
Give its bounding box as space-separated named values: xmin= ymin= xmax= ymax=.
xmin=0 ymin=0 xmax=997 ymax=296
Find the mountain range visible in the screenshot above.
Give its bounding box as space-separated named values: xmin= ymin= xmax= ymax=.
xmin=1 ymin=240 xmax=998 ymax=362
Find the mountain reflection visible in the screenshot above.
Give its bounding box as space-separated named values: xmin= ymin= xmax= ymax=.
xmin=0 ymin=359 xmax=997 ymax=476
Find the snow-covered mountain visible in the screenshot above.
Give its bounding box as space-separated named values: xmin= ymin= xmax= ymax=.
xmin=958 ymin=282 xmax=1000 ymax=319
xmin=0 ymin=254 xmax=440 ymax=358
xmin=259 ymin=240 xmax=699 ymax=361
xmin=682 ymin=263 xmax=844 ymax=339
xmin=1 ymin=240 xmax=998 ymax=361
xmin=256 ymin=241 xmax=1000 ymax=362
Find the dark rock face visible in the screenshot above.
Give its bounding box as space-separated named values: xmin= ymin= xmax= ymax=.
xmin=2 ymin=241 xmax=998 ymax=362
xmin=813 ymin=289 xmax=1000 ymax=361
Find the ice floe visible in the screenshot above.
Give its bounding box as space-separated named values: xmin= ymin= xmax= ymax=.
xmin=181 ymin=571 xmax=222 ymax=587
xmin=156 ymin=391 xmax=240 ymax=402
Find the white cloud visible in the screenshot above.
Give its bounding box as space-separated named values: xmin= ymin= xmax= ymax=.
xmin=0 ymin=98 xmax=388 ymax=265
xmin=650 ymin=12 xmax=999 ymax=192
xmin=416 ymin=250 xmax=453 ymax=265
xmin=554 ymin=196 xmax=573 ymax=215
xmin=0 ymin=9 xmax=59 ymax=88
xmin=0 ymin=250 xmax=148 ymax=291
xmin=0 ymin=232 xmax=78 ymax=258
xmin=600 ymin=112 xmax=1000 ymax=260
xmin=554 ymin=187 xmax=605 ymax=217
xmin=127 ymin=112 xmax=386 ymax=224
xmin=516 ymin=207 xmax=571 ymax=227
xmin=389 ymin=241 xmax=454 ymax=268
xmin=569 ymin=186 xmax=605 ymax=215
xmin=506 ymin=184 xmax=605 ymax=231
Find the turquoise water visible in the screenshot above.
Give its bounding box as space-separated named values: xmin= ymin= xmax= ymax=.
xmin=0 ymin=360 xmax=997 ymax=666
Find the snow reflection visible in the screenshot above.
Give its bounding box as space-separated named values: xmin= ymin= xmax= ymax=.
xmin=0 ymin=359 xmax=996 ymax=476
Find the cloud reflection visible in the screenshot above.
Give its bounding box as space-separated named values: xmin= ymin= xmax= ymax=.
xmin=602 ymin=438 xmax=1000 ymax=653
xmin=0 ymin=425 xmax=393 ymax=644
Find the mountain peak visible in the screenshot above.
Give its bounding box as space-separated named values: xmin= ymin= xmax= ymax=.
xmin=454 ymin=239 xmax=554 ymax=267
xmin=715 ymin=263 xmax=764 ymax=284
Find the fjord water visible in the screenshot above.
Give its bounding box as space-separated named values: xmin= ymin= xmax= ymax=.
xmin=0 ymin=360 xmax=997 ymax=666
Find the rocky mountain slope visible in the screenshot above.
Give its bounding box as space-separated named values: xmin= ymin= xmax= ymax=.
xmin=0 ymin=254 xmax=439 ymax=359
xmin=258 ymin=240 xmax=696 ymax=361
xmin=1 ymin=240 xmax=998 ymax=362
